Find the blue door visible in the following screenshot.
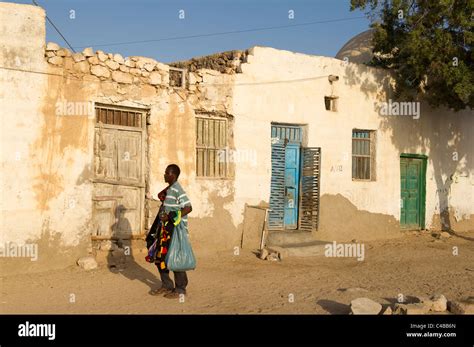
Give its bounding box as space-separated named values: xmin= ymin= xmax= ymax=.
xmin=269 ymin=125 xmax=303 ymax=230
xmin=284 ymin=144 xmax=300 ymax=229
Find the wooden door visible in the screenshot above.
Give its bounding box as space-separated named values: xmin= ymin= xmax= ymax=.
xmin=400 ymin=156 xmax=426 ymax=230
xmin=93 ymin=121 xmax=145 ymax=238
xmin=117 ymin=130 xmax=142 ymax=185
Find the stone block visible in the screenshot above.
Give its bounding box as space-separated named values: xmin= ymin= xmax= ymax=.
xmin=91 ymin=65 xmax=110 ymax=78
xmin=46 ymin=42 xmax=60 ymax=51
xmin=112 ymin=71 xmax=133 ymax=84
xmin=47 ymin=56 xmax=63 ymax=66
xmin=82 ymin=47 xmax=94 ymax=57
xmin=72 ymin=53 xmax=85 ymax=63
xmin=351 ymin=298 xmax=382 ymax=315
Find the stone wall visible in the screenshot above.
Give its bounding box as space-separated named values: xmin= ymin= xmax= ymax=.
xmin=45 ymin=43 xmax=170 ymax=88
xmin=0 ymin=1 xmax=243 ymax=275
xmin=170 ymin=50 xmax=248 ymax=75
xmin=42 ymin=42 xmax=242 ymax=255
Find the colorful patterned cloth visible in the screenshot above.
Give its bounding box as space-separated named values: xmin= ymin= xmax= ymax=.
xmin=145 ymin=182 xmax=191 ymax=270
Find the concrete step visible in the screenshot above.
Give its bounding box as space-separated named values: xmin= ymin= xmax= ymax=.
xmin=265 ymin=231 xmax=327 ymax=257
xmin=266 ymin=230 xmax=315 ymax=247
xmin=283 ymin=240 xmax=327 ymax=257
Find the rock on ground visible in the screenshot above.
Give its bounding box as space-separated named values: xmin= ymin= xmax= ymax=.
xmin=77 ymin=256 xmax=98 ymax=271
xmin=431 ymin=294 xmax=447 ymax=312
xmin=350 ymin=298 xmax=382 ymax=315
xmin=266 ymin=246 xmax=288 ymax=260
xmin=266 ymin=253 xmax=280 ymax=261
xmin=448 ymin=297 xmax=474 ymax=314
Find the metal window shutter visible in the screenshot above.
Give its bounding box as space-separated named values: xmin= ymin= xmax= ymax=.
xmin=299 ymin=147 xmax=321 ymax=231
xmin=268 ymin=142 xmax=286 ymax=230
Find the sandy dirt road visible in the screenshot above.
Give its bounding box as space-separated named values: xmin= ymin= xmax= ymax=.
xmin=1 ymin=231 xmax=473 ymax=314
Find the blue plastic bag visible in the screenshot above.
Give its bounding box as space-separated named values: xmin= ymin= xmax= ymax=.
xmin=145 ymin=239 xmax=158 ymax=263
xmin=165 ymin=226 xmax=196 ymax=271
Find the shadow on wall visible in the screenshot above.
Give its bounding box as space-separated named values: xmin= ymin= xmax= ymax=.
xmin=378 ymin=104 xmax=473 ymax=232
xmin=343 ymin=62 xmax=473 ymax=232
xmin=106 ymin=205 xmax=161 ymax=293
xmin=318 ymin=194 xmax=400 ymax=242
xmin=343 ymin=62 xmax=392 ymax=101
xmin=76 ymin=164 xmax=92 ymax=185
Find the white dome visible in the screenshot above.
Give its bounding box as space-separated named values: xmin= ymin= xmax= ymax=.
xmin=335 ymin=29 xmax=374 ymax=65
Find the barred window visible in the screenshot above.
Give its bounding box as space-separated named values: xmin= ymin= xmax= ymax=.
xmin=95 ymin=105 xmax=142 ymax=128
xmin=352 ymin=130 xmax=376 ymax=180
xmin=196 ymin=116 xmax=228 ymax=177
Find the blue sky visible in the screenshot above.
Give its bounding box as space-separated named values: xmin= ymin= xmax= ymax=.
xmin=8 ymin=0 xmax=371 ymax=63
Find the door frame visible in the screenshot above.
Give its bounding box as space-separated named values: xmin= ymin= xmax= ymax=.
xmin=92 ymin=103 xmax=149 ymax=239
xmin=269 ymin=123 xmax=304 ymax=231
xmin=400 ymin=153 xmax=427 ymax=230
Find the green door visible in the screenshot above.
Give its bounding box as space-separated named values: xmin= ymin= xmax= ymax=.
xmin=400 ymin=155 xmax=426 ymax=230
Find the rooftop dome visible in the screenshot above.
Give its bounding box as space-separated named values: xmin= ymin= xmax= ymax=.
xmin=335 ymin=29 xmax=374 ymax=65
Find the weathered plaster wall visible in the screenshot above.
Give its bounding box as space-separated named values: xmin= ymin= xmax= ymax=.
xmin=1 ymin=3 xmax=47 ymax=247
xmin=384 ymin=104 xmax=474 ymax=232
xmin=230 ymin=46 xmax=473 ymax=240
xmin=183 ymin=70 xmax=241 ymax=253
xmin=0 ymin=3 xmax=92 ymax=274
xmin=0 ymin=3 xmax=241 ymax=275
xmin=1 ymin=3 xmax=471 ymax=276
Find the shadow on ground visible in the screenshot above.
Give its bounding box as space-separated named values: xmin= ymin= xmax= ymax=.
xmin=316 ymin=299 xmax=350 ymax=314
xmin=105 ymin=205 xmax=162 ymax=295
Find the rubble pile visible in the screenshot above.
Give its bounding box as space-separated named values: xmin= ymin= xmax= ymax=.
xmin=349 ymin=294 xmax=474 ymax=315
xmin=170 ymin=50 xmax=248 ymax=75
